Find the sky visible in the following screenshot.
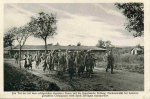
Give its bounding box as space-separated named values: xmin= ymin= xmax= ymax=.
xmin=4 ymin=3 xmax=144 ymax=46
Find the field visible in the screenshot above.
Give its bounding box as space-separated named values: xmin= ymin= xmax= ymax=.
xmin=95 ymin=47 xmax=144 ymax=74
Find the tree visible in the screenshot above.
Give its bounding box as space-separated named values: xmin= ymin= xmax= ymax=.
xmin=56 ymin=42 xmax=60 ymax=46
xmin=96 ymin=40 xmax=105 ymax=48
xmin=13 ymin=24 xmax=34 ymax=68
xmin=136 ymin=44 xmax=142 ymax=49
xmin=105 ymin=41 xmax=111 ymax=48
xmin=32 ymin=12 xmax=57 ymax=53
xmin=4 ymin=31 xmax=15 ymax=47
xmin=4 ymin=29 xmax=15 ymax=57
xmin=115 ymin=3 xmax=144 ymax=37
xmin=48 ymin=43 xmax=53 ymax=46
xmin=77 ymin=42 xmax=81 ymax=46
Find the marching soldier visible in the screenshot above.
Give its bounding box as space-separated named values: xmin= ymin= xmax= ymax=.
xmin=68 ymin=51 xmax=76 ymax=81
xmin=106 ymin=50 xmax=114 ymax=74
xmin=14 ymin=52 xmax=19 ymax=64
xmin=24 ymin=53 xmax=33 ymax=70
xmin=59 ymin=52 xmax=66 ymax=72
xmin=91 ymin=50 xmax=96 ymax=74
xmin=76 ymin=51 xmax=84 ymax=78
xmin=46 ymin=51 xmax=51 ymax=72
xmin=65 ymin=50 xmax=69 ymax=70
xmin=53 ymin=50 xmax=59 ymax=72
xmin=51 ymin=50 xmax=55 ymax=70
xmin=40 ymin=53 xmax=47 ymax=72
xmin=85 ymin=50 xmax=94 ymax=77
xmin=28 ymin=54 xmax=33 ymax=70
xmin=34 ymin=51 xmax=41 ymax=69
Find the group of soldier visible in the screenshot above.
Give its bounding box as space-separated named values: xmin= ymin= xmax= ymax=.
xmin=33 ymin=49 xmax=96 ymax=80
xmin=14 ymin=49 xmax=114 ymax=81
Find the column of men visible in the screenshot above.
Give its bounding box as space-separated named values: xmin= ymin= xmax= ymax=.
xmin=14 ymin=49 xmax=114 ymax=80
xmin=33 ymin=50 xmax=95 ymax=80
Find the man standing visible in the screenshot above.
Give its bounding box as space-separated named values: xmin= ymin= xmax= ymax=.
xmin=85 ymin=50 xmax=94 ymax=77
xmin=106 ymin=50 xmax=114 ymax=74
xmin=34 ymin=51 xmax=40 ymax=69
xmin=68 ymin=51 xmax=76 ymax=81
xmin=14 ymin=52 xmax=19 ymax=64
xmin=77 ymin=51 xmax=84 ymax=78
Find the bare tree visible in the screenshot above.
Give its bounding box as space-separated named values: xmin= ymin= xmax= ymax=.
xmin=13 ymin=25 xmax=34 ymax=68
xmin=32 ymin=12 xmax=57 ymax=53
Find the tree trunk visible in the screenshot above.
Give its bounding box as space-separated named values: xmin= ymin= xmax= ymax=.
xmin=44 ymin=39 xmax=47 ymax=54
xmin=19 ymin=45 xmax=21 ymax=68
xmin=10 ymin=46 xmax=12 ymax=58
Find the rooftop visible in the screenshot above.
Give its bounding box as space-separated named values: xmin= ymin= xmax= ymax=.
xmin=11 ymin=45 xmax=107 ymax=51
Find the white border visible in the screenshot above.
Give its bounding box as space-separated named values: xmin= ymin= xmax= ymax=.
xmin=0 ymin=0 xmax=150 ymax=98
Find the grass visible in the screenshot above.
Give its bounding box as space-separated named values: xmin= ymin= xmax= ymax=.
xmin=95 ymin=52 xmax=144 ymax=74
xmin=4 ymin=63 xmax=60 ymax=91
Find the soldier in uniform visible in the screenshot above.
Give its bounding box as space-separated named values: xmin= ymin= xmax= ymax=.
xmin=24 ymin=54 xmax=27 ymax=69
xmin=91 ymin=50 xmax=96 ymax=74
xmin=65 ymin=50 xmax=69 ymax=70
xmin=53 ymin=50 xmax=59 ymax=72
xmin=34 ymin=51 xmax=40 ymax=69
xmin=85 ymin=50 xmax=94 ymax=77
xmin=106 ymin=50 xmax=114 ymax=74
xmin=51 ymin=50 xmax=55 ymax=70
xmin=40 ymin=53 xmax=47 ymax=72
xmin=76 ymin=51 xmax=84 ymax=78
xmin=28 ymin=54 xmax=33 ymax=70
xmin=59 ymin=52 xmax=66 ymax=73
xmin=14 ymin=52 xmax=19 ymax=64
xmin=24 ymin=53 xmax=33 ymax=70
xmin=68 ymin=51 xmax=76 ymax=81
xmin=46 ymin=51 xmax=51 ymax=72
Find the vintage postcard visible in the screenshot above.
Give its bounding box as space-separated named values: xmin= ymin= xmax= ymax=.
xmin=0 ymin=0 xmax=150 ymax=98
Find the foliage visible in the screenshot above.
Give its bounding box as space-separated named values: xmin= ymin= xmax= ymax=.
xmin=96 ymin=40 xmax=105 ymax=48
xmin=96 ymin=39 xmax=111 ymax=48
xmin=4 ymin=29 xmax=15 ymax=48
xmin=115 ymin=3 xmax=144 ymax=37
xmin=4 ymin=63 xmax=60 ymax=91
xmin=14 ymin=26 xmax=32 ymax=48
xmin=31 ymin=12 xmax=57 ymax=53
xmin=105 ymin=41 xmax=111 ymax=48
xmin=77 ymin=42 xmax=81 ymax=46
xmin=12 ymin=24 xmax=36 ymax=68
xmin=56 ymin=42 xmax=60 ymax=46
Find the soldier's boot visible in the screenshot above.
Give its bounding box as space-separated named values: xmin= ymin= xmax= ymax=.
xmin=106 ymin=68 xmax=108 ymax=72
xmin=70 ymin=75 xmax=72 ymax=81
xmin=31 ymin=65 xmax=32 ymax=71
xmin=78 ymin=71 xmax=81 ymax=78
xmin=86 ymin=70 xmax=88 ymax=77
xmin=91 ymin=66 xmax=93 ymax=74
xmin=111 ymin=67 xmax=114 ymax=74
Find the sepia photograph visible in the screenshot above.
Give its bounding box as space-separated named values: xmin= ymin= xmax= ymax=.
xmin=3 ymin=3 xmax=144 ymax=92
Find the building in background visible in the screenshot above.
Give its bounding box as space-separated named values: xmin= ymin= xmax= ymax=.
xmin=4 ymin=45 xmax=107 ymax=58
xmin=131 ymin=47 xmax=144 ymax=55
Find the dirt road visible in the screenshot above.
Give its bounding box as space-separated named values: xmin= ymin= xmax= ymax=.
xmin=4 ymin=59 xmax=144 ymax=91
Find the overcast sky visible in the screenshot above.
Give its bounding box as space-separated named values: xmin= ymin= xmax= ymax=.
xmin=4 ymin=3 xmax=144 ymax=46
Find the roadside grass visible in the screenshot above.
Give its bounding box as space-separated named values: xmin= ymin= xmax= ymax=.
xmin=4 ymin=63 xmax=60 ymax=91
xmin=96 ymin=53 xmax=144 ymax=74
